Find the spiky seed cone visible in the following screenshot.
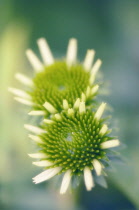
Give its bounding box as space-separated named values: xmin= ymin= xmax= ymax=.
xmin=30 ymin=61 xmax=92 ymax=112
xmin=11 ymin=38 xmax=101 ymax=116
xmin=27 ymin=101 xmax=120 ymax=193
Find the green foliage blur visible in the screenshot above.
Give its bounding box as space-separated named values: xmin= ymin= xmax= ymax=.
xmin=0 ymin=0 xmax=139 ymax=209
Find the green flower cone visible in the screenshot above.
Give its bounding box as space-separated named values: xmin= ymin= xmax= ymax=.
xmin=25 ymin=99 xmax=120 ymax=194
xmin=9 ymin=38 xmax=101 ymax=117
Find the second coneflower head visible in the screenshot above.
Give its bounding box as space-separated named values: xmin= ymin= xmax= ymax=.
xmin=25 ymin=99 xmax=120 ymax=194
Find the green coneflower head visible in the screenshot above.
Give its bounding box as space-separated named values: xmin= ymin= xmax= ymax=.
xmin=9 ymin=38 xmax=102 ymax=116
xmin=25 ymin=99 xmax=120 ymax=194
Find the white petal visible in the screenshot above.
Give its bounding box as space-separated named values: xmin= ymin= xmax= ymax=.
xmin=94 ymin=103 xmax=106 ymax=120
xmin=15 ymin=73 xmax=34 ymax=87
xmin=33 ymin=160 xmax=53 ymax=167
xmin=28 ymin=110 xmax=45 ymax=116
xmin=37 ymin=38 xmax=54 ymax=65
xmin=89 ymin=73 xmax=95 ymax=85
xmin=74 ymin=98 xmax=80 ymax=109
xmin=84 ymin=166 xmax=94 ymax=191
xmin=60 ymin=170 xmax=72 ymax=194
xmin=68 ymin=108 xmax=74 ymax=116
xmin=33 ymin=167 xmax=62 ymax=184
xmin=92 ymin=159 xmax=102 ymax=176
xmin=99 ymin=124 xmax=108 ymax=135
xmin=28 ymin=153 xmax=48 ymax=158
xmin=63 ymin=99 xmax=69 ymax=110
xmin=43 ymin=119 xmax=54 ymax=124
xmin=86 ymin=86 xmax=91 ymax=98
xmin=26 ymin=49 xmax=43 ymax=72
xmin=24 ymin=124 xmax=46 ymax=134
xmin=89 ymin=59 xmax=102 ymax=85
xmin=90 ymin=59 xmax=102 ymax=76
xmin=43 ymin=102 xmax=57 ymax=114
xmin=28 ymin=134 xmax=44 ymax=144
xmin=101 ymin=140 xmax=120 ymax=149
xmin=79 ymin=102 xmax=86 ymax=114
xmin=66 ymin=38 xmax=77 ymax=67
xmin=9 ymin=87 xmax=31 ymax=99
xmin=14 ymin=97 xmax=34 ymax=106
xmin=81 ymin=93 xmax=86 ymax=102
xmin=55 ymin=114 xmax=62 ymax=121
xmin=91 ymin=85 xmax=99 ymax=95
xmin=83 ymin=49 xmax=95 ymax=71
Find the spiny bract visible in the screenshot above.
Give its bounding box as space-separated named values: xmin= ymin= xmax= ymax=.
xmin=25 ymin=99 xmax=120 ymax=194
xmin=9 ymin=38 xmax=101 ymax=116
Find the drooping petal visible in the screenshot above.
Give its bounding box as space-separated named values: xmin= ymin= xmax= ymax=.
xmin=60 ymin=169 xmax=72 ymax=194
xmin=33 ymin=167 xmax=62 ymax=184
xmin=92 ymin=159 xmax=102 ymax=176
xmin=84 ymin=166 xmax=94 ymax=191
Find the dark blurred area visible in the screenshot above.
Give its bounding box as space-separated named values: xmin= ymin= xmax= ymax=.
xmin=0 ymin=0 xmax=139 ymax=209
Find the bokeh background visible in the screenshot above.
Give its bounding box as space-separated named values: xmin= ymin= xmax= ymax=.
xmin=1 ymin=0 xmax=139 ymax=209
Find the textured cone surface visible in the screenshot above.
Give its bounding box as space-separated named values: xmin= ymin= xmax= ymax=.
xmin=29 ymin=61 xmax=97 ymax=113
xmin=36 ymin=108 xmax=112 ymax=176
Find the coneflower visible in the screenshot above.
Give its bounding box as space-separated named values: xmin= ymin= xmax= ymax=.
xmin=25 ymin=99 xmax=120 ymax=194
xmin=9 ymin=38 xmax=101 ymax=116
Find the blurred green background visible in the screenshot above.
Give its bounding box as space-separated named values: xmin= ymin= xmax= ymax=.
xmin=1 ymin=0 xmax=139 ymax=209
